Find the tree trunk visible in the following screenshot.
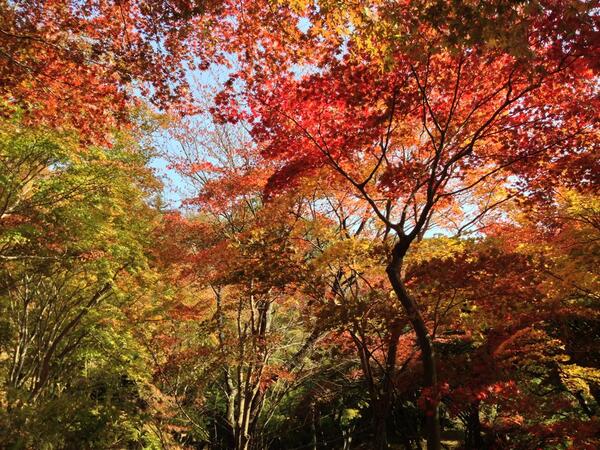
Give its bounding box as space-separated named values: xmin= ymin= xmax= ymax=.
xmin=386 ymin=241 xmax=441 ymax=450
xmin=310 ymin=400 xmax=318 ymax=450
xmin=350 ymin=329 xmax=389 ymax=449
xmin=373 ymin=322 xmax=403 ymax=449
xmin=373 ymin=403 xmax=389 ymax=449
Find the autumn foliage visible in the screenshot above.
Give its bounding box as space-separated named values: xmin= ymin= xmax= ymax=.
xmin=0 ymin=1 xmax=598 ymax=449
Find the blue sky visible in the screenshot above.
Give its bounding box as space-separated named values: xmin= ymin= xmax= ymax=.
xmin=148 ymin=59 xmax=235 ymax=209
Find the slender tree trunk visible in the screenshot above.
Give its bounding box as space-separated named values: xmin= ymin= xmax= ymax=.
xmin=310 ymin=400 xmax=318 ymax=450
xmin=351 ymin=329 xmax=389 ymax=449
xmin=30 ymin=282 xmax=112 ymax=402
xmin=229 ymin=295 xmax=272 ymax=450
xmin=373 ymin=322 xmax=403 ymax=449
xmin=386 ymin=242 xmax=441 ymax=450
xmin=373 ymin=402 xmax=389 ymax=449
xmin=342 ymin=428 xmax=352 ymax=450
xmin=214 ymin=286 xmax=237 ymax=448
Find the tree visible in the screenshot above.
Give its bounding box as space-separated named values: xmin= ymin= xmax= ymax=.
xmin=1 ymin=2 xmax=596 ymax=448
xmin=207 ymin=2 xmax=598 ymax=448
xmin=0 ymin=0 xmax=217 ymax=140
xmin=149 ymin=117 xmax=340 ymax=449
xmin=0 ymin=113 xmax=163 ymax=447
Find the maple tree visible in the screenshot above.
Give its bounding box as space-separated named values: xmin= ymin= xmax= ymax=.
xmin=203 ymin=1 xmax=598 ymax=447
xmin=0 ymin=1 xmax=598 ymax=449
xmin=143 ymin=120 xmax=329 ymax=449
xmin=0 ymin=0 xmax=219 ymax=141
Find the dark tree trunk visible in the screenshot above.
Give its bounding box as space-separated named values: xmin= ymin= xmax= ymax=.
xmin=310 ymin=400 xmax=318 ymax=450
xmin=373 ymin=403 xmax=389 ymax=449
xmin=386 ymin=241 xmax=441 ymax=450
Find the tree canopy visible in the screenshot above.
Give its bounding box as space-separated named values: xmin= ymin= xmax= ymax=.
xmin=0 ymin=1 xmax=598 ymax=449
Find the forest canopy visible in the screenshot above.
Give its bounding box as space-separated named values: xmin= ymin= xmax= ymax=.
xmin=0 ymin=1 xmax=598 ymax=449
